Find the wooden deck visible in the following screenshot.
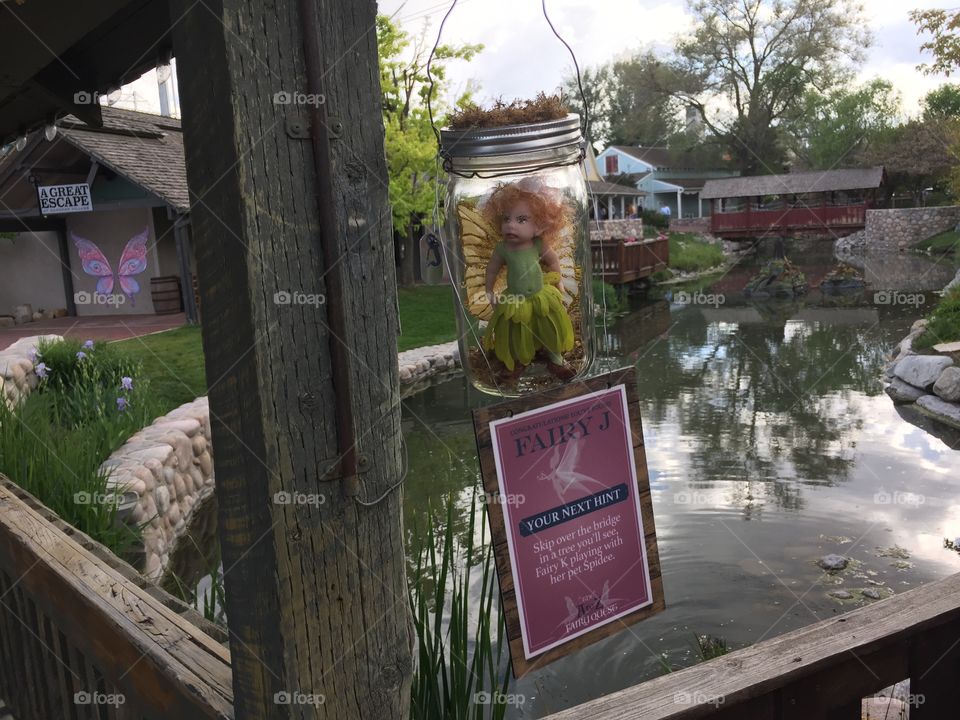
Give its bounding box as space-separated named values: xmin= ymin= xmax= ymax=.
xmin=2 ymin=469 xmax=960 ymax=718
xmin=710 ymin=204 xmax=868 ymax=239
xmin=591 ymin=235 xmax=670 ymax=285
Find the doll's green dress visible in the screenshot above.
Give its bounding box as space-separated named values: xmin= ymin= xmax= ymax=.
xmin=482 ymin=237 xmax=574 ymax=370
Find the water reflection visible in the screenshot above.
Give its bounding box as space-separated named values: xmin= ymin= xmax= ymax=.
xmin=401 ymin=254 xmax=960 ymax=718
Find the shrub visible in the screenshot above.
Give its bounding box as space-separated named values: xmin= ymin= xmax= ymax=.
xmin=639 ymin=208 xmax=669 ymax=229
xmin=592 ymin=279 xmax=628 ymax=315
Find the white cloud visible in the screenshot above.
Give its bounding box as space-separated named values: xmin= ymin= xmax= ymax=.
xmin=378 ymin=0 xmax=956 ymax=119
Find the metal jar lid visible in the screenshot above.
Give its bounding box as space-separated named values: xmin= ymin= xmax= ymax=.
xmin=439 ymin=113 xmax=582 ymax=160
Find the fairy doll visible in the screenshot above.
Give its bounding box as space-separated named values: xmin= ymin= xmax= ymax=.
xmin=477 ymin=178 xmax=576 ymax=380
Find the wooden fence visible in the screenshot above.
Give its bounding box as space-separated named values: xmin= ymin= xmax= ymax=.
xmin=591 ymin=235 xmax=670 ymax=285
xmin=0 ymin=475 xmax=232 ymax=720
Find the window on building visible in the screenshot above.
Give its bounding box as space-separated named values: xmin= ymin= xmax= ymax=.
xmin=605 ymin=155 xmax=619 ymax=175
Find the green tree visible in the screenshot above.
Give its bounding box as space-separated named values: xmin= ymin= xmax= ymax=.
xmin=911 ymin=8 xmax=960 ymax=76
xmin=672 ymin=0 xmax=871 ymax=174
xmin=785 ymin=79 xmax=901 ymax=170
xmin=377 ymin=15 xmax=481 ymax=285
xmin=606 ymin=52 xmax=683 ymax=146
xmin=924 ymin=83 xmax=960 ymax=120
xmin=564 ymin=64 xmax=613 ymax=148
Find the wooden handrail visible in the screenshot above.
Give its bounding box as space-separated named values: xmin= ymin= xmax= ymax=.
xmin=545 ymin=571 xmax=960 ymax=718
xmin=0 ymin=475 xmax=233 ymax=719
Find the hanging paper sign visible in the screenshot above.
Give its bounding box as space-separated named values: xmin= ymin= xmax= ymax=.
xmin=36 ymin=183 xmax=93 ymax=215
xmin=473 ymin=367 xmax=663 ymax=677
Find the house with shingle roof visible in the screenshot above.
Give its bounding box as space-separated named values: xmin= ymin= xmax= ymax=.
xmin=594 ymin=145 xmax=738 ymax=219
xmin=0 ymin=106 xmax=197 ymax=322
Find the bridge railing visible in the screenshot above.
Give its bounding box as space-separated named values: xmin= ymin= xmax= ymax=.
xmin=0 ymin=475 xmax=232 ymax=720
xmin=545 ymin=569 xmax=960 ymax=719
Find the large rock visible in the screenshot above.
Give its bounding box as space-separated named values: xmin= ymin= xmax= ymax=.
xmin=885 ymin=379 xmax=926 ymax=404
xmin=933 ymin=366 xmax=960 ymax=402
xmin=894 ymin=355 xmax=954 ymax=390
xmin=917 ymin=394 xmax=960 ymax=429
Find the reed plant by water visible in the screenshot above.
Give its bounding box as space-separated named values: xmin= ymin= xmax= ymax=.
xmin=0 ymin=338 xmax=154 ymax=556
xmin=409 ymin=492 xmax=512 ymax=720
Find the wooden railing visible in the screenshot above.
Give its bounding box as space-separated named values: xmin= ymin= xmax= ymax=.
xmin=546 ymin=570 xmax=960 ymax=719
xmin=3 ymin=468 xmax=960 ymax=719
xmin=710 ymin=204 xmax=868 ymax=237
xmin=591 ymin=235 xmax=669 ymax=285
xmin=0 ymin=475 xmax=232 ymax=720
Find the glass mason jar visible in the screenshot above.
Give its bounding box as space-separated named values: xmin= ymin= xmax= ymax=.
xmin=439 ymin=113 xmax=594 ymax=397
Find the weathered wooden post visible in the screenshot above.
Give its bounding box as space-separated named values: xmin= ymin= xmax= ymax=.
xmin=169 ymin=1 xmax=413 ymax=717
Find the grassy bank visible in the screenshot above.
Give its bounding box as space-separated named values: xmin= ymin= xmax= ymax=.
xmin=669 ymin=232 xmax=726 ymax=273
xmin=914 ymin=229 xmax=960 ymax=257
xmin=916 ymin=286 xmax=960 ymax=350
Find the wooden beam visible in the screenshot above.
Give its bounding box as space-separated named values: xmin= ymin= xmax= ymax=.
xmin=54 ymin=221 xmax=77 ymax=316
xmin=170 ymin=0 xmax=412 ymax=717
xmin=173 ymin=214 xmax=198 ymax=324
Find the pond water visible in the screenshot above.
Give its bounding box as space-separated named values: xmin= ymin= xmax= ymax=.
xmin=400 ymin=249 xmax=960 ymax=717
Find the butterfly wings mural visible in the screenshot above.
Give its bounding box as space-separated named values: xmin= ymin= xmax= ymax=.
xmin=72 ymin=228 xmax=150 ymax=306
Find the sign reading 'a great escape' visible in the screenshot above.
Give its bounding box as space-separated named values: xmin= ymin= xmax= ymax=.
xmin=37 ymin=183 xmax=93 ymax=215
xmin=474 ymin=368 xmax=663 ymax=676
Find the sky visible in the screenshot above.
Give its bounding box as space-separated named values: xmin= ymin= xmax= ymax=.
xmin=375 ymin=0 xmax=953 ymax=120
xmin=114 ymin=0 xmax=952 ymax=124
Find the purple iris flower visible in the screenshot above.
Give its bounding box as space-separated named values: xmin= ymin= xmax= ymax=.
xmin=76 ymin=351 xmax=87 ymax=360
xmin=120 ymin=376 xmax=134 ymax=391
xmin=83 ymin=340 xmax=95 ymax=350
xmin=35 ymin=363 xmax=49 ymax=379
xmin=116 ymin=397 xmax=129 ymax=412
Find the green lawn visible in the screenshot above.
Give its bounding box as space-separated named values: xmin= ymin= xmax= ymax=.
xmin=914 ymin=229 xmax=960 ymax=256
xmin=397 ymin=285 xmax=457 ymax=351
xmin=114 ymin=325 xmax=207 ymax=414
xmin=111 ymin=287 xmax=459 ymax=413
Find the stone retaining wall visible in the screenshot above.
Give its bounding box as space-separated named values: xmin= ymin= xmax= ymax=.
xmin=885 ymin=320 xmax=960 ymax=430
xmin=101 ymin=397 xmax=214 ymax=580
xmin=0 ymin=334 xmax=62 ymax=410
xmin=837 ymin=206 xmax=960 ymax=253
xmin=398 ymin=341 xmax=460 ymax=384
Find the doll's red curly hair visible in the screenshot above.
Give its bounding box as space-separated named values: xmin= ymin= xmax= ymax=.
xmin=481 ymin=179 xmax=571 ymax=250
